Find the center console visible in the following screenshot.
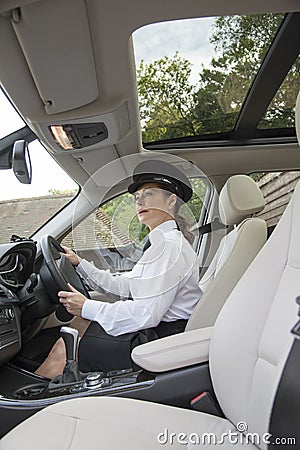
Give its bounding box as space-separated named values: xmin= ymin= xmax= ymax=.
xmin=0 ymin=359 xmax=211 ymax=438
xmin=0 ymin=362 xmax=154 ymax=396
xmin=0 ymin=362 xmax=154 ymax=437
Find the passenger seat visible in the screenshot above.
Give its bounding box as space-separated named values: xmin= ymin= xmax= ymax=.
xmin=187 ymin=174 xmax=267 ymax=330
xmin=1 ymin=92 xmax=299 ymax=450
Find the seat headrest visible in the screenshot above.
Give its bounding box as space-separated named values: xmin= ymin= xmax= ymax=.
xmin=219 ymin=175 xmax=265 ymax=226
xmin=296 ymin=90 xmax=300 ymax=145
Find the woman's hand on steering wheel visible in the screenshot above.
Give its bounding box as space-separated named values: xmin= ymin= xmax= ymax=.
xmin=58 ymin=283 xmax=87 ymax=317
xmin=61 ymin=246 xmax=82 ymax=267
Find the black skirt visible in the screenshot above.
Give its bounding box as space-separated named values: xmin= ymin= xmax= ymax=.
xmin=78 ymin=319 xmax=187 ymax=373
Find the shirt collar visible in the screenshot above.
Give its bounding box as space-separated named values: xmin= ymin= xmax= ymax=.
xmin=148 ymin=220 xmax=177 ymax=244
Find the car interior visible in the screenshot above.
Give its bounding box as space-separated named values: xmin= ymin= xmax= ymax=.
xmin=0 ymin=0 xmax=299 ymax=447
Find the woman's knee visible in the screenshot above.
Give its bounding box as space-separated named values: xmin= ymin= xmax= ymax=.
xmin=49 ymin=337 xmax=66 ymax=359
xmin=71 ymin=317 xmax=91 ymax=337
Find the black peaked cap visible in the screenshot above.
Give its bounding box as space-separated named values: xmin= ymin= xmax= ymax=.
xmin=128 ymin=160 xmax=193 ymax=202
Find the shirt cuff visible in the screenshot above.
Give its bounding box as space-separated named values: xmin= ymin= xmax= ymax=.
xmin=82 ymin=299 xmax=105 ymax=321
xmin=76 ymin=259 xmax=93 ymax=277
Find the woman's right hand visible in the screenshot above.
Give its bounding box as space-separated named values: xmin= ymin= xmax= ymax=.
xmin=62 ymin=246 xmax=81 ymax=267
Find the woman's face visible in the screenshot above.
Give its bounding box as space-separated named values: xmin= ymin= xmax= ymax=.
xmin=133 ymin=183 xmax=177 ymax=230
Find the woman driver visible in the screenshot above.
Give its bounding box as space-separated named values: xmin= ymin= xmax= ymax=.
xmin=36 ymin=160 xmax=202 ymax=377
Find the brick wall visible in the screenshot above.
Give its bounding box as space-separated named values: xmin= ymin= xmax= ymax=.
xmin=256 ymin=171 xmax=300 ymax=227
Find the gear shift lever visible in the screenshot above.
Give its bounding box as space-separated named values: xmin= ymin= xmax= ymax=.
xmin=60 ymin=326 xmax=79 ymax=361
xmin=56 ymin=326 xmax=82 ymax=383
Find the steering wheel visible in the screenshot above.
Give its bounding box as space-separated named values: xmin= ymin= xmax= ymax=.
xmin=39 ymin=235 xmax=90 ymax=321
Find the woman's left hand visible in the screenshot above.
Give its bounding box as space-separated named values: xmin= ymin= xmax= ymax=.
xmin=58 ymin=284 xmax=87 ymax=317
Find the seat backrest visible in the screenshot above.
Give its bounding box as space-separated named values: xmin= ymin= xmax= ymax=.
xmin=210 ymin=91 xmax=300 ymax=448
xmin=186 ymin=174 xmax=267 ymax=330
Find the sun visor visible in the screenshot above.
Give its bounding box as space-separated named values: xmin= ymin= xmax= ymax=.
xmin=11 ymin=0 xmax=98 ymax=114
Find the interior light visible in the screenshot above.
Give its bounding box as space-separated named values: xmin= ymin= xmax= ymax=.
xmin=49 ymin=122 xmax=108 ymax=150
xmin=50 ymin=125 xmax=74 ymax=150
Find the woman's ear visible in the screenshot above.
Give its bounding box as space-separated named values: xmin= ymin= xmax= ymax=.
xmin=168 ymin=193 xmax=177 ymax=210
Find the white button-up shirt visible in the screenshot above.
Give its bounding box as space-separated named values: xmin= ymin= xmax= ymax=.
xmin=77 ymin=220 xmax=202 ymax=336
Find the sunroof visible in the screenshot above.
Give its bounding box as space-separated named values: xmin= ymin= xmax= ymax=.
xmin=133 ymin=13 xmax=286 ymax=144
xmin=258 ymin=58 xmax=300 ymax=130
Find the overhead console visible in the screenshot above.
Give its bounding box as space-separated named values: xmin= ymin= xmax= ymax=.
xmin=9 ymin=0 xmax=98 ymax=114
xmin=0 ymin=0 xmax=135 ymax=161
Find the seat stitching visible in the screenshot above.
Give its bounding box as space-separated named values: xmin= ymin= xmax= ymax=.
xmin=47 ymin=412 xmax=77 ymax=449
xmin=247 ymin=201 xmax=293 ymax=419
xmin=67 ymin=417 xmax=78 ymax=450
xmin=286 ymin=261 xmax=300 ymax=269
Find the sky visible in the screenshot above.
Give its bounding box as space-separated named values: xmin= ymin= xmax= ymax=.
xmin=0 ymin=90 xmax=78 ymax=201
xmin=0 ymin=139 xmax=78 ymax=201
xmin=133 ymin=17 xmax=217 ymax=84
xmin=0 ymin=17 xmax=217 ymax=201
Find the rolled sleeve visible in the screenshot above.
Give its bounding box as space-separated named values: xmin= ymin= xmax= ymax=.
xmin=77 ymin=259 xmax=130 ymax=299
xmin=81 ymin=239 xmax=184 ymax=336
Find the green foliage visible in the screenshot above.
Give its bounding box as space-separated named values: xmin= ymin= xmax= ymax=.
xmin=48 ymin=189 xmax=76 ymax=196
xmin=100 ymin=195 xmax=125 ymax=219
xmin=259 ymin=56 xmax=300 ymax=128
xmin=100 ymin=193 xmax=149 ymax=245
xmin=201 ymin=13 xmax=299 ymax=132
xmin=210 ymin=15 xmax=283 ymax=69
xmin=137 ymin=52 xmax=198 ymax=141
xmin=186 ymin=178 xmax=207 ymax=222
xmin=137 ymin=13 xmax=299 ymax=142
xmin=250 ymin=172 xmax=267 ymax=182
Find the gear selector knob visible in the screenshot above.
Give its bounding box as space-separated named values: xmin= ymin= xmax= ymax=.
xmin=60 ymin=326 xmax=79 ymax=361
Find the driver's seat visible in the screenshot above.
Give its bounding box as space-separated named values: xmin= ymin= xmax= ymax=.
xmin=1 ymin=93 xmax=300 ymax=449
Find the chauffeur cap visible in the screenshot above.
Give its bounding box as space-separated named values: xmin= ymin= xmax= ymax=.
xmin=128 ymin=160 xmax=193 ymax=203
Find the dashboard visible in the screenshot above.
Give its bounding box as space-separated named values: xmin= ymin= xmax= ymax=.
xmin=0 ymin=241 xmax=36 ymax=291
xmin=0 ymin=237 xmax=85 ymax=367
xmin=0 ymin=240 xmax=37 ymax=366
xmin=0 ymin=283 xmax=21 ymax=365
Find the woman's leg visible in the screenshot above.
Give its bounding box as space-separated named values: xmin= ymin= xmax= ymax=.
xmin=71 ymin=316 xmax=91 ymax=339
xmin=34 ymin=317 xmax=91 ymax=379
xmin=34 ymin=337 xmax=66 ymax=379
xmin=78 ymin=322 xmax=141 ymax=373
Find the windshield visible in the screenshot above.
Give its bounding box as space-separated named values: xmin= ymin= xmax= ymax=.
xmin=133 ymin=13 xmax=299 ymax=144
xmin=0 ymin=92 xmax=78 ymax=244
xmin=0 ymin=90 xmax=25 ymax=138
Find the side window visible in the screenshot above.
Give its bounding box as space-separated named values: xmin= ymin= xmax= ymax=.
xmin=0 ymin=91 xmax=78 ymax=244
xmin=188 ymin=177 xmax=211 ymax=239
xmin=252 ymin=171 xmax=300 ymax=228
xmin=62 ymin=192 xmax=146 ymax=273
xmin=0 ymin=140 xmax=78 ymax=244
xmin=61 ymin=177 xmax=210 ymax=272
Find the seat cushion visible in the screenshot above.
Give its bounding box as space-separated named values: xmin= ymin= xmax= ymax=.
xmin=0 ymin=396 xmax=258 ymax=449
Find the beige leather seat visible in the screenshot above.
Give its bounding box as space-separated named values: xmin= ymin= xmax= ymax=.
xmin=1 ymin=93 xmax=299 ymax=450
xmin=187 ymin=174 xmax=267 ymax=330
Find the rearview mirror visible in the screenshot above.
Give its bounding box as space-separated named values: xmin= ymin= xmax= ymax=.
xmin=12 ymin=140 xmax=32 ymax=184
